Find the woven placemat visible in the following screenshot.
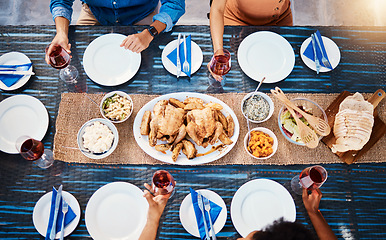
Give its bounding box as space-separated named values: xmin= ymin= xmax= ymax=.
xmin=53 ymin=93 xmax=385 ymax=165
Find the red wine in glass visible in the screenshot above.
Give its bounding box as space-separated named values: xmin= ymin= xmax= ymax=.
xmin=20 ymin=138 xmax=44 ymax=161
xmin=210 ymin=54 xmax=231 ymax=76
xmin=299 ymin=166 xmax=327 ymax=190
xmin=47 ymin=45 xmax=71 ymax=69
xmin=15 ymin=136 xmax=54 ymax=169
xmin=152 ymin=170 xmax=176 ymax=196
xmin=291 ymin=165 xmax=327 ymax=195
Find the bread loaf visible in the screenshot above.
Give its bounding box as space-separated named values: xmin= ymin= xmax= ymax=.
xmin=331 ymin=93 xmax=374 ymax=153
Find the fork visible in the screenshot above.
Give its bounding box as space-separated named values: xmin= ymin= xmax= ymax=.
xmin=314 ymin=34 xmax=332 ymax=69
xmin=203 ymin=196 xmax=217 ymax=240
xmin=197 ymin=193 xmax=210 ymax=240
xmin=182 ymin=34 xmax=190 ymax=75
xmin=60 ymin=200 xmax=68 ymax=240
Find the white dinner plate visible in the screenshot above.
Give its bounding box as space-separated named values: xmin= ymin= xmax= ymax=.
xmin=83 ymin=33 xmax=141 ymax=86
xmin=33 ymin=191 xmax=81 ymax=239
xmin=0 ymin=95 xmax=49 ymax=154
xmin=133 ymin=92 xmax=240 ymax=165
xmin=85 ymin=182 xmax=148 ymax=240
xmin=161 ymin=39 xmax=203 ymax=76
xmin=0 ymin=51 xmax=33 ymax=91
xmin=231 ymin=179 xmax=296 ymax=237
xmin=179 ymin=189 xmax=227 ymax=238
xmin=237 ymin=31 xmax=295 ymax=83
xmin=300 ymin=36 xmax=341 ymax=72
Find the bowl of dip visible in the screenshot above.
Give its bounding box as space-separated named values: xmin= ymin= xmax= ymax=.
xmin=241 ymin=92 xmax=274 ymax=123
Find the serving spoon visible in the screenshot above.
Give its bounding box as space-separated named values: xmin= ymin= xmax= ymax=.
xmin=270 ymin=88 xmax=319 ymax=148
xmin=284 ymin=103 xmax=319 ymax=148
xmin=271 ymin=87 xmax=331 ymax=136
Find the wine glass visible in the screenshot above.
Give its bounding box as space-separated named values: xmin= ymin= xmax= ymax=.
xmin=208 ymin=49 xmax=231 ymax=88
xmin=152 ymin=170 xmax=176 ymax=198
xmin=291 ymin=165 xmax=328 ymax=195
xmin=15 ymin=136 xmax=54 ymax=169
xmin=46 ymin=45 xmax=87 ymax=93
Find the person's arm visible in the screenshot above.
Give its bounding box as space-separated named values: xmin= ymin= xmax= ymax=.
xmin=120 ymin=20 xmax=166 ymax=53
xmin=46 ymin=0 xmax=73 ymax=64
xmin=208 ymin=0 xmax=227 ymax=81
xmin=138 ymin=183 xmax=171 ymax=240
xmin=302 ymin=188 xmax=337 ymax=240
xmin=210 ymin=0 xmax=227 ymax=53
xmin=120 ymin=0 xmax=185 ymax=53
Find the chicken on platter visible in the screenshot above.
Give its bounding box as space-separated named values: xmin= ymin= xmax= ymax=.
xmin=138 ymin=94 xmax=238 ymax=163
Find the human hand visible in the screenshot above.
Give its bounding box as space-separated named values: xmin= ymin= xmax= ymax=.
xmin=45 ymin=33 xmax=71 ymax=65
xmin=143 ymin=182 xmax=172 ymax=224
xmin=302 ymin=188 xmax=322 ymax=214
xmin=120 ymin=30 xmax=153 ymax=53
xmin=207 ymin=60 xmax=223 ymax=82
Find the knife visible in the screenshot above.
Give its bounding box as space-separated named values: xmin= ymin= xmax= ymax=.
xmin=0 ymin=71 xmax=35 ymax=75
xmin=49 ymin=185 xmax=63 ymax=240
xmin=197 ymin=193 xmax=210 ymax=240
xmin=311 ymin=34 xmax=320 ymax=74
xmin=176 ymin=33 xmax=181 ymax=78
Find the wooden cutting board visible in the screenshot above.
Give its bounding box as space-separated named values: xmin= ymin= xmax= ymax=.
xmin=322 ymin=89 xmax=386 ymax=164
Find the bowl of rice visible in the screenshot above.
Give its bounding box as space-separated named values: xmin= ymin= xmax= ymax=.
xmin=77 ymin=118 xmax=119 ymax=159
xmin=100 ymin=91 xmax=133 ymax=123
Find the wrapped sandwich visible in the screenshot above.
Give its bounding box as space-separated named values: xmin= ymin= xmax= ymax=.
xmin=332 ymin=92 xmax=374 ymax=153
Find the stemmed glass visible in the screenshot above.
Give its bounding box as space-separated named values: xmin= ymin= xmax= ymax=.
xmin=15 ymin=136 xmax=54 ymax=169
xmin=209 ymin=49 xmax=231 ymax=87
xmin=152 ymin=170 xmax=176 ymax=198
xmin=291 ymin=165 xmax=328 ymax=195
xmin=46 ymin=45 xmax=86 ymax=92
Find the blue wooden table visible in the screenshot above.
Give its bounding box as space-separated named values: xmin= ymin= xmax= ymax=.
xmin=0 ymin=25 xmax=385 ymax=239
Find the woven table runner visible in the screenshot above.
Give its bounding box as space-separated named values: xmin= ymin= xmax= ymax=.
xmin=53 ymin=93 xmax=386 ymax=165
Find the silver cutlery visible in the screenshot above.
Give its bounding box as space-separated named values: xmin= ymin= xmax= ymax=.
xmin=50 ymin=185 xmax=62 ymax=240
xmin=203 ymin=196 xmax=217 ymax=240
xmin=0 ymin=70 xmax=35 ymax=75
xmin=60 ymin=200 xmax=68 ymax=240
xmin=197 ymin=193 xmax=210 ymax=240
xmin=311 ymin=34 xmax=320 ymax=74
xmin=182 ymin=34 xmax=190 ymax=74
xmin=176 ymin=33 xmax=182 ymax=78
xmin=314 ymin=33 xmax=332 ymax=69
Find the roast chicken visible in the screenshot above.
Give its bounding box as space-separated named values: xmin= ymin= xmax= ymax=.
xmin=140 ymin=97 xmax=235 ymax=162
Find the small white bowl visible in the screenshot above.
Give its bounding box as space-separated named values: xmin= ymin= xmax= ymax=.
xmin=241 ymin=92 xmax=274 ymax=123
xmin=100 ymin=91 xmax=133 ymax=123
xmin=77 ymin=118 xmax=119 ymax=159
xmin=244 ymin=127 xmax=278 ymax=160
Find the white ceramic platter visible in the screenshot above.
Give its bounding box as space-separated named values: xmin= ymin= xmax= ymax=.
xmin=133 ymin=92 xmax=240 ymax=165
